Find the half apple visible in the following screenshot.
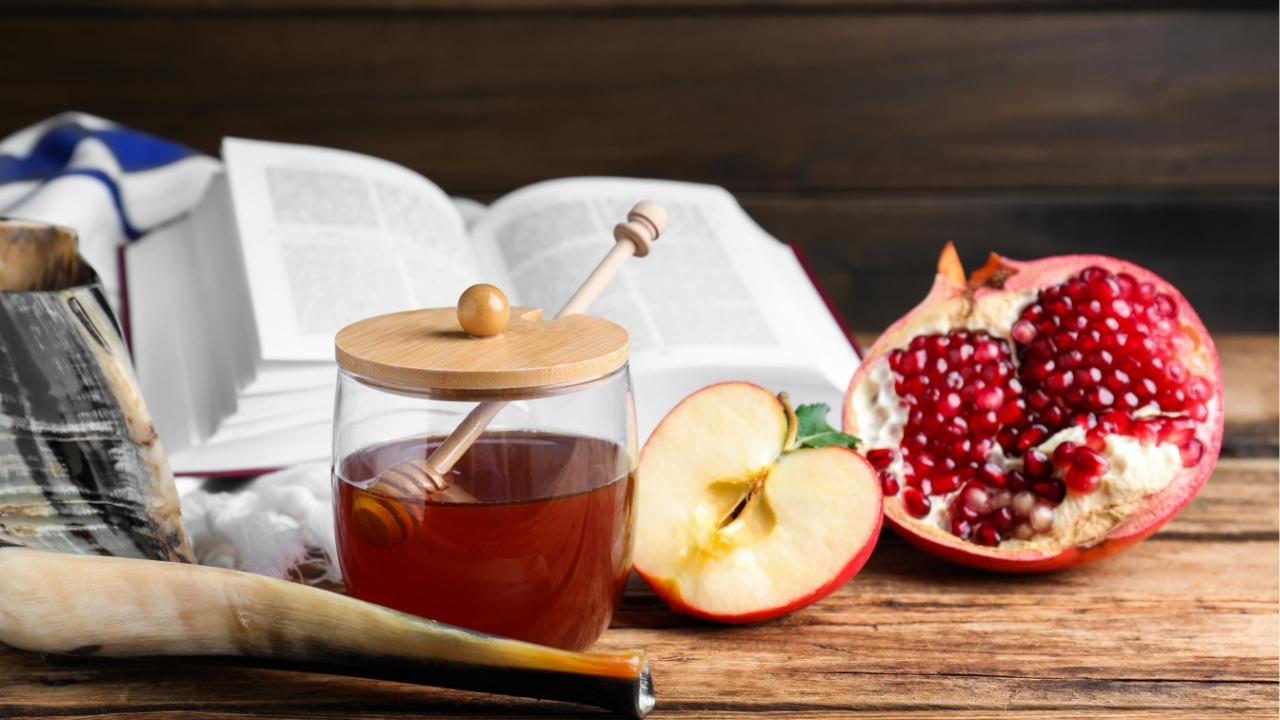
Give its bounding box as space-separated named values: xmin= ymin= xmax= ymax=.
xmin=634 ymin=382 xmax=883 ymax=623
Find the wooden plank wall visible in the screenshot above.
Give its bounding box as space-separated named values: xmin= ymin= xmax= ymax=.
xmin=0 ymin=2 xmax=1274 ymax=332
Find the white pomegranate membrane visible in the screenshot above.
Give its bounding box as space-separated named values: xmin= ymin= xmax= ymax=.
xmin=863 ymin=266 xmax=1211 ymax=549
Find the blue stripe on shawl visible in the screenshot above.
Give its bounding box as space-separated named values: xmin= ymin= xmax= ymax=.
xmin=40 ymin=169 xmax=144 ymax=239
xmin=0 ymin=122 xmax=196 ymax=183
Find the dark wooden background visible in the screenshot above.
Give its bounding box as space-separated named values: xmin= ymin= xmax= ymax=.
xmin=0 ymin=1 xmax=1274 ymax=332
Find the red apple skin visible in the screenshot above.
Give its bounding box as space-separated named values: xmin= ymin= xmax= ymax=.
xmin=636 ymin=382 xmax=884 ymax=623
xmin=844 ymin=252 xmax=1223 ymax=574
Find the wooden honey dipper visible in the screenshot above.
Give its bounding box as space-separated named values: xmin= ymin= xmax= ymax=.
xmin=351 ymin=201 xmax=667 ymax=548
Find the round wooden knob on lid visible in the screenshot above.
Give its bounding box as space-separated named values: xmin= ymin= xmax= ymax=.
xmin=457 ymin=283 xmax=510 ymax=338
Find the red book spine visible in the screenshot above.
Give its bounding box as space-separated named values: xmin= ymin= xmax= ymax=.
xmin=788 ymin=243 xmax=864 ymax=360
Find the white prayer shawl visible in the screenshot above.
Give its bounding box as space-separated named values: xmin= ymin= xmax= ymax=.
xmin=0 ymin=112 xmax=222 ymax=314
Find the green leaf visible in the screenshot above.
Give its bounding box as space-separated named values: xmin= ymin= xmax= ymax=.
xmin=793 ymin=403 xmax=860 ymax=450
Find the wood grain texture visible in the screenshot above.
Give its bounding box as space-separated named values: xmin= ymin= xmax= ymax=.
xmin=335 ymin=306 xmax=629 ymax=393
xmin=0 ymin=12 xmax=1272 ymax=195
xmin=4 ymin=0 xmax=1277 ymax=11
xmin=1 ymin=356 xmax=1274 ymax=718
xmin=753 ymin=193 xmax=1279 ymax=333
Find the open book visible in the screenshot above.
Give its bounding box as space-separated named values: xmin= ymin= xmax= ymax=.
xmin=125 ymin=138 xmax=860 ymax=475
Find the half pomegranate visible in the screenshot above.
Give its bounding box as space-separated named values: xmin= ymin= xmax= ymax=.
xmin=844 ymin=244 xmax=1223 ymax=572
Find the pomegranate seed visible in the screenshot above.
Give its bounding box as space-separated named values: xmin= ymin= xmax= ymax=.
xmin=1013 ymin=491 xmax=1037 ymax=516
xmin=1180 ymin=440 xmax=1204 ymax=467
xmin=941 ymin=416 xmax=968 ymax=442
xmin=976 ymin=462 xmax=1007 ymax=488
xmin=1016 ymin=425 xmax=1048 ymax=452
xmin=999 ymin=398 xmax=1027 ymax=425
xmin=1085 ymin=427 xmax=1108 ymax=452
xmin=901 ymin=487 xmax=931 ymax=518
xmin=975 ymin=525 xmax=1002 ymax=546
xmin=1052 ymin=441 xmax=1077 ymax=465
xmin=1007 ymin=470 xmax=1030 ymax=492
xmin=1011 ymin=319 xmax=1037 ymax=344
xmin=975 ymin=386 xmax=1003 ymax=410
xmin=939 ymin=392 xmax=962 ymax=416
xmin=1014 ymin=523 xmax=1036 ymax=540
xmin=991 ymin=506 xmax=1016 ymax=531
xmin=932 ymin=472 xmax=962 ymax=494
xmin=1161 ymin=417 xmax=1196 ymax=446
xmin=1046 ymin=296 xmax=1072 ymax=314
xmin=1132 ymin=421 xmax=1158 ymax=446
xmin=950 ymin=519 xmax=972 ymax=540
xmin=1071 ymin=446 xmax=1110 ymax=476
xmin=1187 ymin=403 xmax=1208 ymax=422
xmin=1024 ymin=450 xmax=1052 ymax=479
xmin=1103 ymin=369 xmax=1129 ymax=392
xmin=1033 ymin=479 xmax=1067 ymax=503
xmin=1025 ymin=359 xmax=1055 ymax=382
xmin=880 ymin=472 xmax=900 ymax=496
xmin=1162 ymin=386 xmax=1187 ymax=409
xmin=973 ymin=410 xmax=1000 ymax=434
xmin=1187 ymin=376 xmax=1212 ymax=402
xmin=1074 ymin=367 xmax=1102 ymax=388
xmin=991 ymin=490 xmax=1013 ymax=510
xmin=1064 ymin=469 xmax=1101 ymax=494
xmin=1026 ymin=389 xmax=1051 ymax=412
xmin=974 ymin=340 xmax=1001 ymax=362
xmin=1045 ymin=370 xmax=1073 ymax=393
xmin=1087 ymin=387 xmax=1115 ymax=410
xmin=963 ymin=485 xmax=992 ymax=515
xmin=867 ymin=448 xmax=894 ymax=470
xmin=1098 ymin=410 xmax=1131 ymax=434
xmin=997 ymin=427 xmax=1019 ymax=454
xmin=1029 ymin=503 xmax=1055 ymax=532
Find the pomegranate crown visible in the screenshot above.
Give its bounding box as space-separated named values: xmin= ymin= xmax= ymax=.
xmin=937 ymin=242 xmax=1019 ymax=293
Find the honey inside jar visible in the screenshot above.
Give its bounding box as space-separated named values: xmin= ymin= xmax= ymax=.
xmin=335 ymin=431 xmax=635 ymax=652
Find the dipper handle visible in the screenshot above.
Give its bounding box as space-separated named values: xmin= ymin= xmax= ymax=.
xmin=557 ymin=201 xmax=667 ymax=318
xmin=352 ymin=202 xmax=666 ymax=549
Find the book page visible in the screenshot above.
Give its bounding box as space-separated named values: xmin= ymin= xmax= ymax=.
xmin=470 ymin=178 xmax=859 ymax=436
xmin=223 ymin=138 xmax=483 ymax=361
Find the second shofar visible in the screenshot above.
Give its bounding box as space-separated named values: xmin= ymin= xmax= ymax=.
xmin=0 ymin=543 xmax=654 ymax=717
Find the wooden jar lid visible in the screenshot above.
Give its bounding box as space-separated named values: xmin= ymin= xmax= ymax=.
xmin=335 ymin=306 xmax=630 ymax=395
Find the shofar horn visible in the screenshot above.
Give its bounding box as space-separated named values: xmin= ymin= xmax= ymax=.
xmin=0 ymin=545 xmax=654 ymax=718
xmin=0 ymin=220 xmax=653 ymax=717
xmin=0 ymin=219 xmax=190 ymax=561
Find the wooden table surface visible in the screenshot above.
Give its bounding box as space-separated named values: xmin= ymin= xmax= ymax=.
xmin=2 ymin=335 xmax=1275 ymax=719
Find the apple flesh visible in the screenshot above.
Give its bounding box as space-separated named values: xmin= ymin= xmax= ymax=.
xmin=634 ymin=382 xmax=883 ymax=623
